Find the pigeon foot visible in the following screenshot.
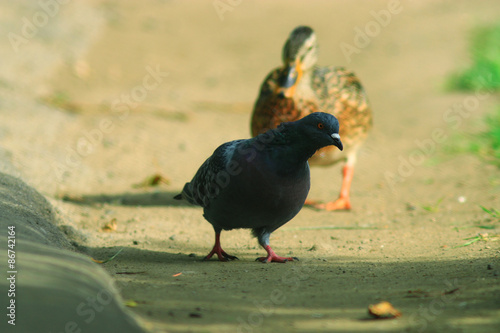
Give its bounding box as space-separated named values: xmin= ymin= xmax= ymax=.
xmin=256 ymin=245 xmax=298 ymax=263
xmin=203 ymin=246 xmax=238 ymax=261
xmin=203 ymin=233 xmax=238 ymax=261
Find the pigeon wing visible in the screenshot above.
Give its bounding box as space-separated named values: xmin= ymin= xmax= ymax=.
xmin=177 ymin=139 xmax=245 ymax=208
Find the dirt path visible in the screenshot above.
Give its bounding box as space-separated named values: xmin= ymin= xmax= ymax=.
xmin=2 ymin=1 xmax=499 ymax=332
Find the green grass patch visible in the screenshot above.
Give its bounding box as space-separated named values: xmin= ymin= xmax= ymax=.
xmin=445 ymin=107 xmax=500 ymax=167
xmin=454 ymin=233 xmax=499 ymax=248
xmin=421 ymin=197 xmax=444 ymax=213
xmin=443 ymin=23 xmax=500 ymax=167
xmin=483 ymin=109 xmax=500 ymax=166
xmin=480 ymin=205 xmax=500 ymax=219
xmin=454 ymin=206 xmax=499 ymax=232
xmin=447 ymin=24 xmax=500 ymax=91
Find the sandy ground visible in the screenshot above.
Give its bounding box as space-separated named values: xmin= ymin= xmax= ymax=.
xmin=1 ymin=0 xmax=500 ymax=332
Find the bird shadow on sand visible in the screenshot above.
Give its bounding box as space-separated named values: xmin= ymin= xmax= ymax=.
xmin=59 ymin=190 xmax=345 ymax=212
xmin=59 ymin=190 xmax=192 ymax=207
xmin=89 ymin=245 xmax=200 ymax=265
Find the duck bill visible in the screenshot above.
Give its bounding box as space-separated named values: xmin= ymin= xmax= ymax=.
xmin=331 ymin=133 xmax=343 ymax=151
xmin=276 ymin=61 xmax=303 ymax=98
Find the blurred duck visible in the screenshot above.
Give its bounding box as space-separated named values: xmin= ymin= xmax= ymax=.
xmin=251 ymin=26 xmax=373 ymax=211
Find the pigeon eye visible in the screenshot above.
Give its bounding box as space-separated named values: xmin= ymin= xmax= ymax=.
xmin=317 ymin=122 xmax=324 ymax=129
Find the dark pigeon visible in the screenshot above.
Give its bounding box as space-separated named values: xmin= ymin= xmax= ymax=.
xmin=174 ymin=112 xmax=343 ymax=263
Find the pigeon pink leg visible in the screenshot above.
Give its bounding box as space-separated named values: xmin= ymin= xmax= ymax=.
xmin=256 ymin=245 xmax=298 ymax=263
xmin=204 ymin=233 xmax=238 ymax=261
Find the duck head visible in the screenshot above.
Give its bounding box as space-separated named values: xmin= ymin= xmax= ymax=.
xmin=277 ymin=26 xmax=318 ymax=98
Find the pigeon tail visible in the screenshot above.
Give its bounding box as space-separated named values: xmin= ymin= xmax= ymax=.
xmin=174 ymin=182 xmax=205 ymax=206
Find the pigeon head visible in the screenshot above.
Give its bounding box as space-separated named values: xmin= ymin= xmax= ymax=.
xmin=285 ymin=112 xmax=343 ymax=152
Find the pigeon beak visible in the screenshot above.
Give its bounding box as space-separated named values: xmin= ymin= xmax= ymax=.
xmin=331 ymin=133 xmax=343 ymax=151
xmin=275 ymin=60 xmax=303 ymax=98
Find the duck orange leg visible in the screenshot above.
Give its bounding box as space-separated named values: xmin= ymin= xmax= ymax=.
xmin=320 ymin=164 xmax=353 ymax=211
xmin=305 ymin=164 xmax=354 ymax=211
